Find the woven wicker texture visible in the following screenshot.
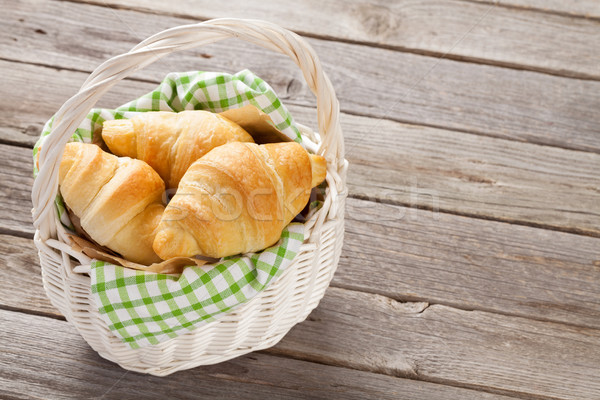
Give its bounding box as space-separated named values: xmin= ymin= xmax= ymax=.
xmin=31 ymin=18 xmax=347 ymax=376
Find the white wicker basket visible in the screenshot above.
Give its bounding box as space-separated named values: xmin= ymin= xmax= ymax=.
xmin=31 ymin=18 xmax=347 ymax=376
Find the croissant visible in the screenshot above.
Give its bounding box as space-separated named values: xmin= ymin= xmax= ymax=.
xmin=102 ymin=110 xmax=254 ymax=189
xmin=153 ymin=142 xmax=327 ymax=259
xmin=59 ymin=142 xmax=165 ymax=264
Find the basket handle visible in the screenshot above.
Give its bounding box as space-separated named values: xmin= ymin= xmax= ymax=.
xmin=32 ymin=18 xmax=344 ymax=241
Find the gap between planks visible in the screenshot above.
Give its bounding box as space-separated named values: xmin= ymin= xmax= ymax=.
xmin=4 ymin=55 xmax=600 ymax=157
xmin=330 ymin=281 xmax=600 ymax=332
xmin=56 ymin=0 xmax=600 ymax=81
xmin=0 ymin=227 xmax=34 ymax=239
xmin=0 ymin=304 xmax=66 ymax=322
xmin=60 ymin=0 xmax=600 ymax=21
xmin=463 ymin=0 xmax=600 ymax=21
xmin=349 ymin=194 xmax=600 ymax=239
xmin=268 ymin=349 xmax=558 ymax=400
xmin=51 ymin=0 xmax=600 ymax=81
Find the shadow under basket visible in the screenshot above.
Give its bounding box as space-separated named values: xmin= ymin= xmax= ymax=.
xmin=31 ymin=18 xmax=347 ymax=376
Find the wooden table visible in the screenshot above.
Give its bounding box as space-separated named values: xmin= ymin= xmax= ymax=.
xmin=2 ymin=1 xmax=600 ymax=399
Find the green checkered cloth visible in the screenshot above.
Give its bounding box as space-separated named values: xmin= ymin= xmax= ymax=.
xmin=34 ymin=70 xmax=311 ymax=348
xmin=92 ymin=223 xmax=304 ymax=348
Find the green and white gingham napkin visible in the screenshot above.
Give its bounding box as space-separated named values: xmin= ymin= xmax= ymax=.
xmin=92 ymin=223 xmax=304 ymax=348
xmin=35 ymin=70 xmax=313 ymax=348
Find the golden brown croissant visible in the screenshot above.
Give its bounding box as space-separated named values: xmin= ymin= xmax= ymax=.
xmin=59 ymin=142 xmax=165 ymax=264
xmin=101 ymin=110 xmax=254 ymax=189
xmin=153 ymin=142 xmax=327 ymax=259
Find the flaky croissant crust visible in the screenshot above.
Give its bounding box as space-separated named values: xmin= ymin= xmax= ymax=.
xmin=153 ymin=142 xmax=326 ymax=259
xmin=59 ymin=142 xmax=164 ymax=264
xmin=102 ymin=110 xmax=254 ymax=189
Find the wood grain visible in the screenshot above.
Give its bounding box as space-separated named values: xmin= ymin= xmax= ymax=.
xmin=1 ymin=310 xmax=519 ymax=400
xmin=4 ymin=194 xmax=600 ymax=330
xmin=339 ymin=199 xmax=600 ymax=329
xmin=0 ymin=65 xmax=153 ymax=148
xmin=275 ymin=287 xmax=600 ymax=400
xmin=291 ymin=105 xmax=600 ymax=236
xmin=4 ymin=0 xmax=600 ymax=153
xmin=0 ymin=144 xmax=35 ymax=237
xmin=469 ymin=0 xmax=600 ymax=19
xmin=64 ymin=0 xmax=600 ymax=80
xmin=0 ymin=235 xmax=58 ymax=316
xmin=2 ymin=61 xmax=600 ymax=235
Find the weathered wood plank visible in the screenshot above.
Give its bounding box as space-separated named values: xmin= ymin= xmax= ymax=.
xmin=0 ymin=235 xmax=58 ymax=316
xmin=4 ymin=193 xmax=600 ymax=331
xmin=469 ymin=0 xmax=600 ymax=19
xmin=274 ymin=287 xmax=600 ymax=400
xmin=4 ymin=0 xmax=600 ymax=153
xmin=3 ymin=62 xmax=600 ymax=235
xmin=2 ymin=310 xmax=515 ymax=400
xmin=0 ymin=144 xmax=35 ymax=236
xmin=293 ymin=105 xmax=600 ymax=236
xmin=64 ymin=0 xmax=600 ymax=80
xmin=339 ymin=199 xmax=600 ymax=329
xmin=0 ymin=65 xmax=153 ymax=147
